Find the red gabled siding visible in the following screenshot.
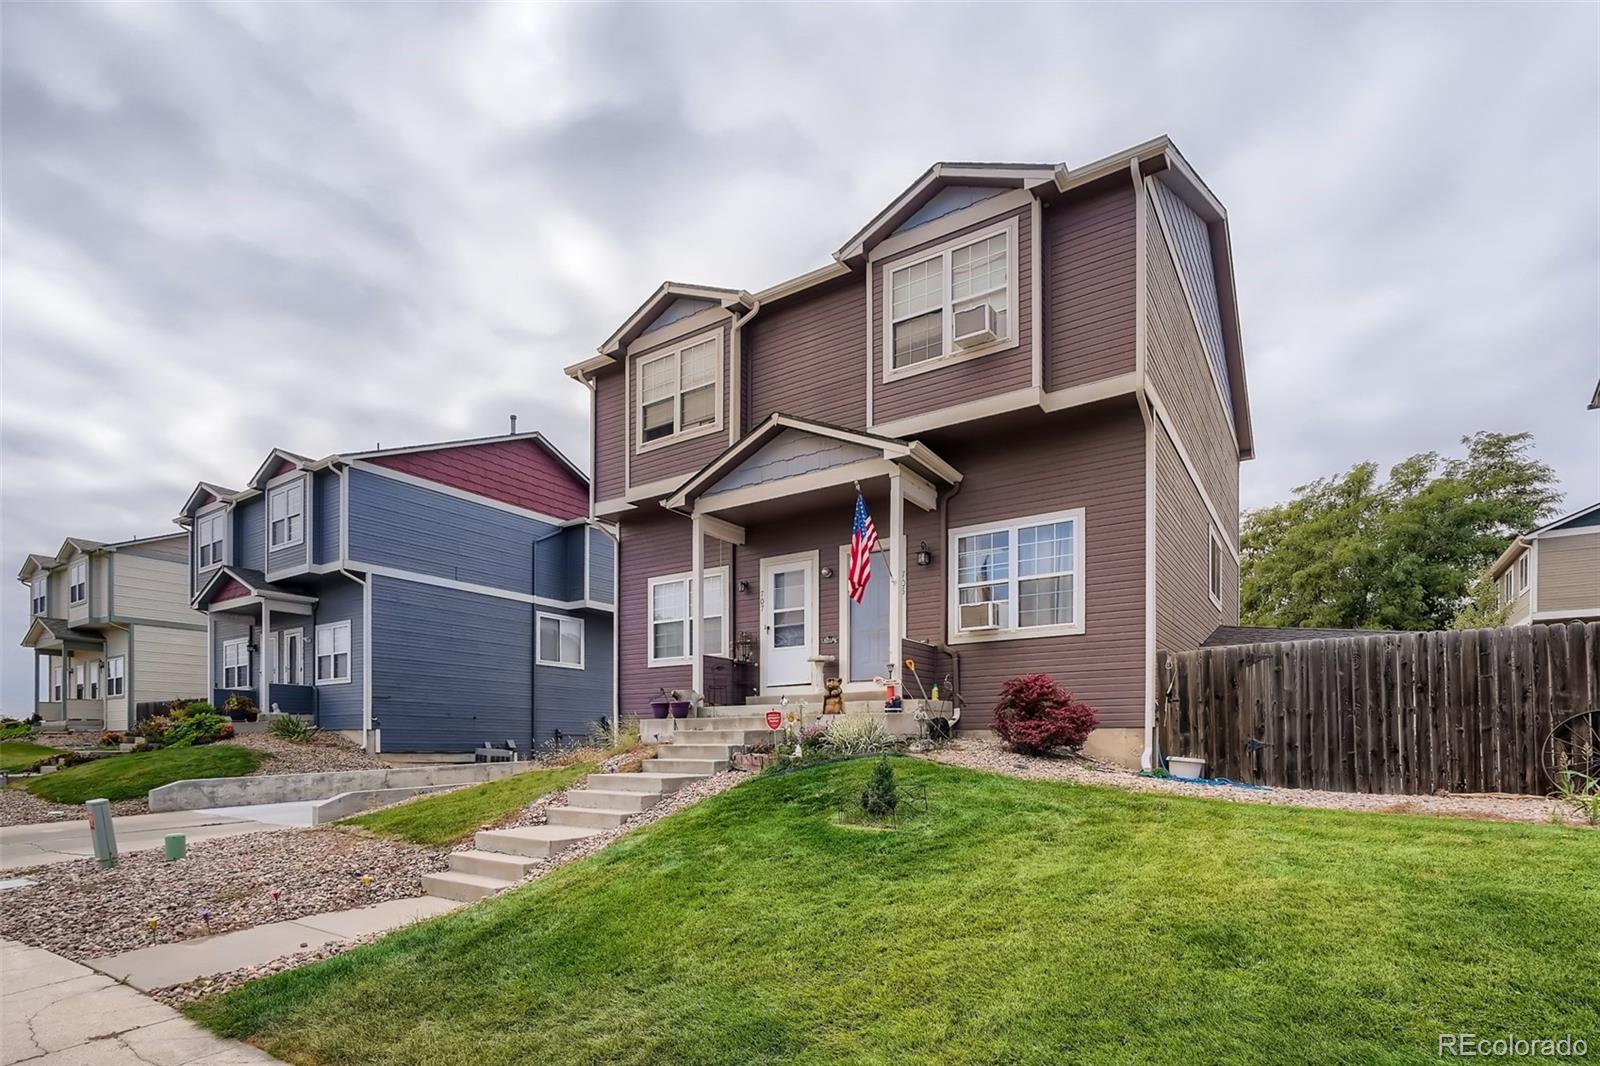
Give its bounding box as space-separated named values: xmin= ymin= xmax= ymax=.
xmin=366 ymin=438 xmax=588 ymax=520
xmin=269 ymin=458 xmax=298 ymax=479
xmin=212 ymin=576 xmax=251 ymax=603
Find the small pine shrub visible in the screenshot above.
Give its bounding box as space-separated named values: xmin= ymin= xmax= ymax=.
xmin=267 ymin=716 xmax=319 ymax=743
xmin=992 ymin=674 xmax=1099 ymax=755
xmin=860 ymin=756 xmax=899 ymax=818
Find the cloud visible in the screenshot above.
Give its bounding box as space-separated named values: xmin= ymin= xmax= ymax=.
xmin=3 ymin=1 xmax=1596 ymax=711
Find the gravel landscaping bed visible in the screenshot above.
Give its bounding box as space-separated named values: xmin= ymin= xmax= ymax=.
xmin=0 ymin=786 xmax=146 ymax=826
xmin=928 ymin=736 xmax=1585 ymax=827
xmin=228 ymin=731 xmax=394 ymax=774
xmin=0 ymin=828 xmax=446 ymax=961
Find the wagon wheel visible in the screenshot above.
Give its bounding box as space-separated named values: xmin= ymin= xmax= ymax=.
xmin=1543 ymin=709 xmax=1600 ymax=792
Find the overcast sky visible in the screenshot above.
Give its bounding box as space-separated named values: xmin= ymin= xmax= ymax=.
xmin=3 ymin=2 xmax=1596 ymax=713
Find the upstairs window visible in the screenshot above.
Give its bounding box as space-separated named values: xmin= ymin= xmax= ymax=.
xmin=315 ymin=621 xmax=351 ymax=685
xmin=223 ymin=638 xmax=250 ymax=689
xmin=638 ymin=334 xmax=720 ymax=447
xmin=30 ymin=574 xmax=46 ymax=615
xmin=1517 ymin=554 xmax=1529 ymax=592
xmin=886 ymin=218 xmax=1015 ymax=376
xmin=197 ymin=512 xmax=225 ymax=569
xmin=107 ymin=656 xmax=125 ymax=697
xmin=268 ymin=481 xmax=305 ymax=548
xmin=1208 ymin=528 xmax=1226 ymax=609
xmin=68 ymin=559 xmax=87 ymax=605
xmin=949 ymin=509 xmax=1084 ymax=640
xmin=537 ymin=613 xmax=585 ymax=669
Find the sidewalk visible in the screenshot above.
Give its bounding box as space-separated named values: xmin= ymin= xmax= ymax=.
xmin=0 ymin=810 xmax=294 ymax=872
xmin=88 ymin=895 xmax=462 ymax=991
xmin=0 ymin=938 xmax=279 ymax=1065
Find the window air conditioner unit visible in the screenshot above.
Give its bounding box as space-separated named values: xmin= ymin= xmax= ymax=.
xmin=953 ymin=304 xmax=998 ymax=349
xmin=958 ymin=600 xmax=1002 ymax=632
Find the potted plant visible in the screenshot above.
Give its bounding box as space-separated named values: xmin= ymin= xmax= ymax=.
xmin=222 ymin=694 xmax=259 ymax=722
xmin=669 ymin=690 xmax=692 ymax=719
xmin=650 ymin=689 xmax=672 ymax=720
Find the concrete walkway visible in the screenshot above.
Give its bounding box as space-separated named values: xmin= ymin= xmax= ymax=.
xmin=0 ymin=811 xmax=293 ymax=872
xmin=88 ymin=896 xmax=462 ymax=991
xmin=0 ymin=938 xmax=280 ymax=1064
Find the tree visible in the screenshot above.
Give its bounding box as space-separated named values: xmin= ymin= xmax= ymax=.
xmin=1240 ymin=432 xmax=1560 ymax=632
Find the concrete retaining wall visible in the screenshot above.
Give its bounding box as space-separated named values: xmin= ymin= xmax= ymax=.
xmin=148 ymin=761 xmax=532 ymax=812
xmin=308 ymin=784 xmax=460 ymax=824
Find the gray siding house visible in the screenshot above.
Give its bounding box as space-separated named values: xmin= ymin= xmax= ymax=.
xmin=18 ymin=532 xmax=206 ymax=730
xmin=177 ymin=432 xmax=614 ymax=754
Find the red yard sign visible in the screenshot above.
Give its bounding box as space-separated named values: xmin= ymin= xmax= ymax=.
xmin=765 ymin=710 xmax=784 ymax=731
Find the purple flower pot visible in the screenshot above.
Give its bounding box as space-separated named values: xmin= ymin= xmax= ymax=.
xmin=650 ymin=699 xmax=671 ymax=720
xmin=669 ymin=700 xmax=691 ymax=719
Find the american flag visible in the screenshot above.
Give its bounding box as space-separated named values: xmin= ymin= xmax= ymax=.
xmin=848 ymin=492 xmax=879 ymax=604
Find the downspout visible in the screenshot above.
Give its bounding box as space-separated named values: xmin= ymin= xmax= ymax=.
xmin=725 ymin=299 xmax=760 ymax=699
xmin=935 ymin=478 xmax=965 ymax=727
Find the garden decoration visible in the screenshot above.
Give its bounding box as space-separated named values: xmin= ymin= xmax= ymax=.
xmin=668 ymin=690 xmax=691 ymax=719
xmin=650 ymin=689 xmax=671 ymax=720
xmin=822 ymin=677 xmax=845 ymax=715
xmin=146 ymin=917 xmax=158 ymax=938
xmin=199 ymin=909 xmax=211 ymax=932
xmin=361 ymin=874 xmax=374 ymax=890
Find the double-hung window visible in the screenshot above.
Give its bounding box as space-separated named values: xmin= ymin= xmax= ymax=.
xmin=197 ymin=512 xmax=224 ymax=569
xmin=1208 ymin=528 xmax=1226 ymax=609
xmin=73 ymin=663 xmax=86 ymax=699
xmin=268 ymin=481 xmax=305 ymax=548
xmin=51 ymin=666 xmax=63 ymax=701
xmin=315 ymin=621 xmax=351 ymax=685
xmin=223 ymin=639 xmax=250 ymax=689
xmin=68 ymin=559 xmax=87 ymax=605
xmin=107 ymin=656 xmax=125 ymax=697
xmin=647 ymin=568 xmax=728 ymax=666
xmin=537 ymin=613 xmax=585 ymax=669
xmin=886 ymin=218 xmax=1015 ymax=376
xmin=949 ymin=509 xmax=1084 ymax=640
xmin=1517 ymin=555 xmax=1529 ymax=593
xmin=30 ymin=574 xmax=46 ymax=615
xmin=638 ymin=334 xmax=720 ymax=447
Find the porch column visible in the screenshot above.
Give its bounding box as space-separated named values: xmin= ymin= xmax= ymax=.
xmin=888 ymin=471 xmax=905 ymax=687
xmin=32 ymin=650 xmax=39 ymax=716
xmin=691 ymin=514 xmax=705 ymax=696
xmin=62 ymin=650 xmax=70 ymax=721
xmin=259 ymin=603 xmax=272 ymax=713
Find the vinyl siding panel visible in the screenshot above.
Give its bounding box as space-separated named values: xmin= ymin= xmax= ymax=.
xmin=48 ymin=569 xmax=68 ymax=620
xmin=104 ymin=628 xmax=131 ymax=730
xmin=132 ymin=624 xmax=207 ymax=705
xmin=211 ymin=614 xmax=255 ymax=698
xmin=1044 ymin=184 xmax=1137 ymax=390
xmin=588 ymin=526 xmax=616 ymax=605
xmin=533 ymin=525 xmax=585 ymax=603
xmin=314 ymin=470 xmax=341 ymax=565
xmin=112 ymin=553 xmax=199 ymax=625
xmin=617 ymin=508 xmax=699 ymax=719
xmin=346 ymin=467 xmax=558 ymax=596
xmin=91 ymin=556 xmax=110 ymax=619
xmin=310 ymin=574 xmax=365 ymax=730
xmin=120 ymin=537 xmax=188 ymax=564
xmin=67 ymin=555 xmax=89 ymax=625
xmin=745 ymin=276 xmax=868 ymax=431
xmin=364 ymin=438 xmax=587 ymax=520
xmin=706 ymin=429 xmax=877 ymax=495
xmin=629 ymin=323 xmax=732 ymax=489
xmin=1149 ymin=177 xmax=1231 ymax=414
xmin=1145 ymin=190 xmax=1240 ymax=536
xmin=1536 ymin=533 xmax=1600 ymax=613
xmin=234 ymin=499 xmax=266 ymax=573
xmin=534 ymin=608 xmax=614 ymax=745
xmin=1154 ymin=416 xmax=1235 ymax=660
xmin=594 ymin=370 xmax=627 ymax=502
xmin=871 ymin=205 xmax=1035 ymax=425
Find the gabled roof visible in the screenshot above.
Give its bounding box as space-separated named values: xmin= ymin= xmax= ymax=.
xmin=21 ymin=616 xmax=104 ymax=649
xmin=192 ymin=566 xmax=318 ymax=610
xmin=1487 ymin=503 xmax=1600 ymax=578
xmin=246 ymin=448 xmax=314 ymax=490
xmin=596 ymin=282 xmax=753 ymax=360
xmin=664 ymin=413 xmax=961 ymax=511
xmin=178 ymin=481 xmax=243 ymax=521
xmin=342 ymin=431 xmax=586 ymax=488
xmin=53 ymin=537 xmax=103 ymax=562
xmin=16 ymin=553 xmax=58 ymax=582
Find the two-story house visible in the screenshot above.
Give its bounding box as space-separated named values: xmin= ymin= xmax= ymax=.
xmin=18 ymin=532 xmax=206 ymax=731
xmin=1489 ymin=503 xmax=1600 ymax=626
xmin=175 ymin=430 xmax=615 ymax=754
xmin=566 ymin=136 xmax=1252 ymax=767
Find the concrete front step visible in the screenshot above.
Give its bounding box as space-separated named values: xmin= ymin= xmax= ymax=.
xmin=662 ymin=743 xmax=738 ymax=761
xmin=648 ymin=757 xmax=729 ymax=775
xmin=586 ymin=771 xmax=701 ymax=794
xmin=475 ymin=824 xmax=598 ymax=858
xmin=546 ymin=805 xmax=632 ymax=829
xmin=421 ymin=870 xmax=509 ymax=903
xmin=670 ymin=728 xmax=773 ymax=745
xmin=677 ymin=716 xmax=777 ymax=732
xmin=567 ymin=788 xmax=660 ymax=813
xmin=449 ymin=849 xmax=542 ymax=879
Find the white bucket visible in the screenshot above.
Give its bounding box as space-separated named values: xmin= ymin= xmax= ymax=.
xmin=1167 ymin=756 xmax=1206 ymax=781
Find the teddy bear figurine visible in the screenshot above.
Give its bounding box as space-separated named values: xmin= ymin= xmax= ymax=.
xmin=822 ymin=676 xmax=845 ymax=715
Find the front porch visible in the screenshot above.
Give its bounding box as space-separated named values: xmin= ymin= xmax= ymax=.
xmin=21 ymin=617 xmax=107 ymax=730
xmin=194 ymin=567 xmax=319 ymax=717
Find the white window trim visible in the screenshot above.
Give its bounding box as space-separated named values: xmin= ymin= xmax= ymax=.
xmin=646 ymin=566 xmax=729 ymax=668
xmin=222 ymin=637 xmax=251 ymax=690
xmin=633 ymin=329 xmax=724 ymax=455
xmin=1208 ymin=526 xmax=1226 ymax=610
xmin=946 ymin=507 xmax=1086 ymax=645
xmin=536 ymin=612 xmax=586 ymax=670
xmin=72 ymin=662 xmax=85 ymax=700
xmin=87 ymin=660 xmax=100 ymax=700
xmin=881 ymin=216 xmax=1019 ymax=385
xmin=267 ymin=479 xmax=306 ymax=550
xmin=196 ymin=506 xmax=228 ymax=572
xmin=30 ymin=574 xmax=46 ymax=615
xmin=51 ymin=665 xmax=63 ymax=702
xmin=68 ymin=559 xmax=88 ymax=605
xmin=315 ymin=620 xmax=353 ymax=686
xmin=107 ymin=656 xmax=125 ymax=698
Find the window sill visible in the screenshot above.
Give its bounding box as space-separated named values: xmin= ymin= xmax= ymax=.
xmin=883 ymin=339 xmax=1017 ymax=384
xmin=647 ymin=657 xmax=692 ymax=669
xmin=537 ymin=659 xmax=586 ymax=670
xmin=635 ymin=421 xmax=723 ymax=456
xmin=315 ymin=677 xmax=353 ymax=687
xmin=946 ymin=623 xmax=1085 ymax=645
xmin=269 ymin=538 xmax=305 ymax=551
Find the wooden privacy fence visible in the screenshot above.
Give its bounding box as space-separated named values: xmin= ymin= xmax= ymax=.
xmin=1157 ymin=622 xmax=1599 ymax=796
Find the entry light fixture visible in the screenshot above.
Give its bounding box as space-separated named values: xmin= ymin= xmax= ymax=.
xmin=915 ymin=542 xmax=933 ymax=567
xmin=821 ymin=566 xmax=835 ymax=579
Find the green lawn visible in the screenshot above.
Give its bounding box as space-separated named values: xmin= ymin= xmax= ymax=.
xmin=0 ymin=740 xmax=63 ymax=774
xmin=22 ymin=744 xmax=263 ymax=804
xmin=191 ymin=759 xmax=1600 ymax=1065
xmin=341 ymin=762 xmax=595 ymax=845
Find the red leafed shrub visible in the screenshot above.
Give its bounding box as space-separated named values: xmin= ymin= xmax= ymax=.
xmin=992 ymin=674 xmax=1099 ymax=754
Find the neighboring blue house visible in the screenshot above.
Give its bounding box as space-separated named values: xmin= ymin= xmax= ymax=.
xmin=175 ymin=431 xmax=614 ymax=754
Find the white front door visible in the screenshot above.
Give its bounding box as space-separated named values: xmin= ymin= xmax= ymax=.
xmin=761 ymin=553 xmax=817 ymax=689
xmin=280 ymin=629 xmax=304 ymax=685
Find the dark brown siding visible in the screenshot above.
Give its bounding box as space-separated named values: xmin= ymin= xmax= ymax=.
xmin=1044 ymin=184 xmax=1137 ymax=390
xmin=593 ymin=370 xmax=626 ymax=502
xmin=871 ymin=205 xmax=1035 ymax=425
xmin=745 ymin=275 xmax=867 ymax=431
xmin=1153 ymin=416 xmax=1236 ymax=659
xmin=1145 ymin=191 xmax=1240 ymax=534
xmin=617 ymin=507 xmax=724 ymax=719
xmin=628 ymin=322 xmax=732 ymax=490
xmin=907 ymin=401 xmax=1148 ymax=730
